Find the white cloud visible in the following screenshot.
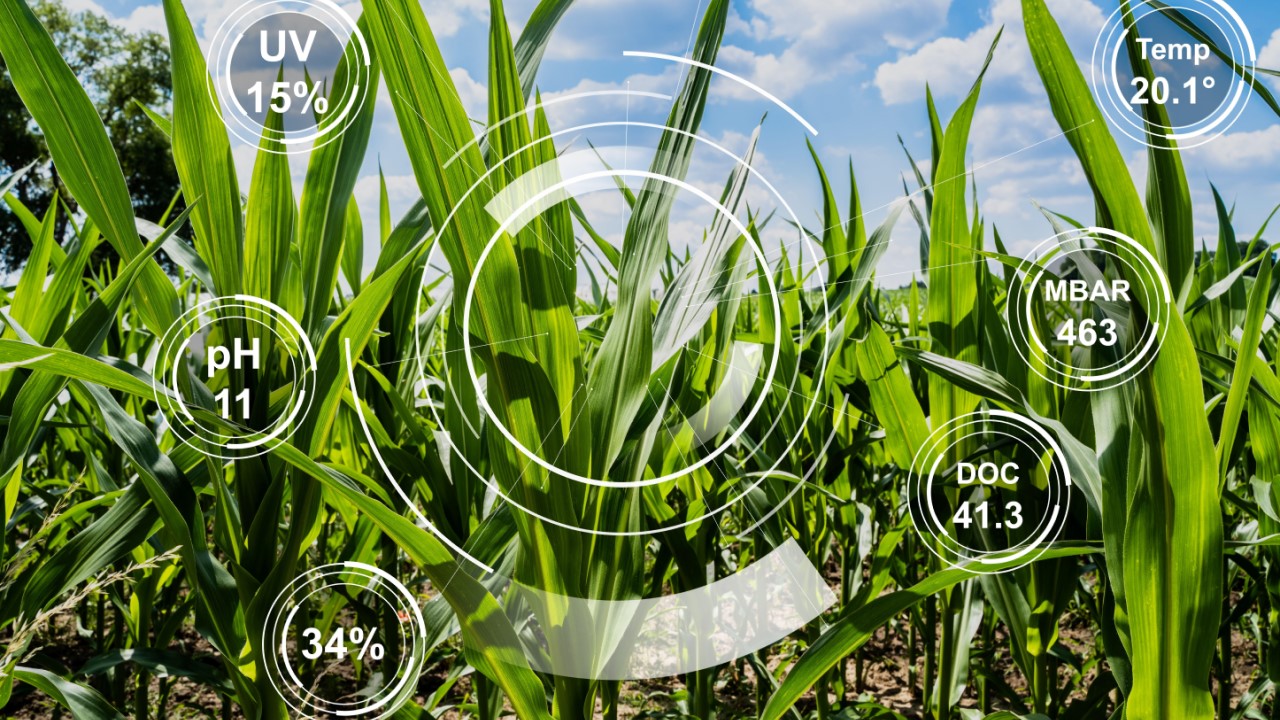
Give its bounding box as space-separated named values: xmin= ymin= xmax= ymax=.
xmin=969 ymin=101 xmax=1058 ymax=160
xmin=421 ymin=0 xmax=486 ymax=39
xmin=865 ymin=0 xmax=1118 ymax=258
xmin=354 ymin=172 xmax=419 ymax=216
xmin=963 ymin=98 xmax=1094 ymax=231
xmin=715 ymin=0 xmax=949 ymax=100
xmin=874 ymin=33 xmax=997 ymax=106
xmin=117 ymin=4 xmax=167 ymax=35
xmin=1261 ymin=29 xmax=1280 ymax=93
xmin=58 ymin=0 xmax=107 ymax=17
xmin=538 ymin=66 xmax=681 ymax=127
xmin=449 ymin=67 xmax=489 ymax=121
xmin=543 ymin=34 xmax=600 ymax=62
xmin=874 ymin=0 xmax=1106 ymax=105
xmin=530 ymin=0 xmax=701 ymax=61
xmin=747 ymin=0 xmax=950 ymax=50
xmin=1183 ymin=125 xmax=1280 ymax=172
xmin=62 ymin=0 xmax=161 ymax=34
xmin=716 ymin=45 xmax=860 ymax=102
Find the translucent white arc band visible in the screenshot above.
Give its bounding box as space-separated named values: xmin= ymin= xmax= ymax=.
xmin=344 ymin=342 xmax=837 ymax=679
xmin=508 ymin=539 xmax=834 ymax=679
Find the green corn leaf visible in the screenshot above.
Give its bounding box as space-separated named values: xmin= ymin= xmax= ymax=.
xmin=2 ymin=192 xmax=42 ymax=243
xmin=512 ymin=0 xmax=575 ymax=100
xmin=760 ymin=544 xmax=1099 ymax=720
xmin=0 ymin=0 xmax=178 ymax=336
xmin=0 ymin=161 xmax=35 ymax=201
xmin=298 ymin=20 xmax=381 ymax=334
xmin=162 ymin=0 xmax=245 ymax=297
xmin=80 ymin=383 xmax=254 ymax=705
xmin=584 ymin=0 xmax=730 ymax=474
xmin=651 ymin=125 xmax=760 ymax=369
xmin=854 ymin=322 xmax=928 ymax=470
xmin=363 ymin=0 xmax=571 ymax=563
xmin=245 ymin=103 xmax=296 ymax=304
xmin=1185 ymin=246 xmax=1272 ymax=313
xmin=136 ymin=218 xmax=215 ymax=291
xmin=134 ymin=100 xmax=172 ymax=138
xmin=298 ymin=232 xmax=434 ymax=453
xmin=13 ymin=667 xmax=124 ymax=720
xmin=258 ymin=439 xmax=555 ymax=720
xmin=926 ymin=29 xmax=999 ymax=432
xmin=79 ymin=649 xmax=233 ymax=696
xmin=5 ymin=482 xmax=156 ymax=624
xmin=0 ymin=203 xmax=195 ymax=478
xmin=10 ymin=196 xmax=58 ymax=337
xmin=1144 ymin=0 xmax=1280 ymax=119
xmin=341 ymin=195 xmax=364 ymax=293
xmin=1022 ymin=1 xmax=1223 ymax=717
xmin=486 ymin=0 xmax=585 ymax=467
xmin=806 ymin=138 xmax=849 ymax=281
xmin=1216 ymin=252 xmax=1272 ymax=486
xmin=897 ymin=347 xmax=1103 ymax=519
xmin=1123 ymin=0 xmax=1195 ymax=308
xmin=378 ymin=165 xmax=392 ymax=243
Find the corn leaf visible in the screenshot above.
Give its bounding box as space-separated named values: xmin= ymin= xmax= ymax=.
xmin=1022 ymin=1 xmax=1223 ymax=716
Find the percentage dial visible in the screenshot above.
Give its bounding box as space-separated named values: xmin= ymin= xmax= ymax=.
xmin=300 ymin=625 xmax=385 ymax=661
xmin=246 ymin=80 xmax=329 ymax=115
xmin=265 ymin=564 xmax=425 ymax=719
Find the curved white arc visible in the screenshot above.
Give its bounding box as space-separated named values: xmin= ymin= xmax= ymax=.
xmin=463 ymin=167 xmax=783 ymax=489
xmin=623 ymin=50 xmax=819 ymax=136
xmin=443 ymin=89 xmax=674 ymax=168
xmin=411 ymin=117 xmax=832 ymax=538
xmin=347 ymin=337 xmax=838 ymax=680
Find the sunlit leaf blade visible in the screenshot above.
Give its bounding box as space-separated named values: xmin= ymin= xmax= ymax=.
xmin=163 ymin=0 xmax=244 ymax=297
xmin=0 ymin=0 xmax=178 ymax=335
xmin=1022 ymin=1 xmax=1222 ymax=717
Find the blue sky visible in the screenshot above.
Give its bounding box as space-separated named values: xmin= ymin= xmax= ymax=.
xmin=71 ymin=0 xmax=1280 ymax=282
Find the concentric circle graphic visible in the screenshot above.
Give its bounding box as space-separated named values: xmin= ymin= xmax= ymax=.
xmin=342 ymin=63 xmax=844 ymax=680
xmin=406 ymin=90 xmax=832 ymax=539
xmin=205 ymin=0 xmax=371 ymax=153
xmin=154 ymin=295 xmax=316 ymax=459
xmin=1007 ymin=227 xmax=1172 ymax=392
xmin=262 ymin=563 xmax=428 ymax=719
xmin=907 ymin=410 xmax=1072 ymax=574
xmin=459 ymin=169 xmax=783 ymax=490
xmin=1091 ymin=0 xmax=1255 ymax=149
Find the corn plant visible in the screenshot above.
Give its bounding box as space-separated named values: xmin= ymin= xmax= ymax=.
xmin=2 ymin=0 xmax=1280 ymax=718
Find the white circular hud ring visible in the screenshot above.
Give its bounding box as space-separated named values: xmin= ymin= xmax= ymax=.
xmin=409 ymin=97 xmax=832 ymax=539
xmin=907 ymin=410 xmax=1072 ymax=574
xmin=261 ymin=562 xmax=428 ymax=719
xmin=204 ymin=0 xmax=371 ymax=154
xmin=1090 ymin=0 xmax=1255 ymax=149
xmin=153 ymin=295 xmax=316 ymax=459
xmin=1008 ymin=227 xmax=1172 ymax=392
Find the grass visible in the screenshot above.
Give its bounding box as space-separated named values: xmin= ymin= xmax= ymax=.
xmin=1 ymin=0 xmax=1279 ymax=718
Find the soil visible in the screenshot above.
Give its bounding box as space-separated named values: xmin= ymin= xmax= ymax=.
xmin=2 ymin=605 xmax=1269 ymax=719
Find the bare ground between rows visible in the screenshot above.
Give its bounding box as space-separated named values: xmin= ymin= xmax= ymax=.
xmin=2 ymin=606 xmax=1267 ymax=719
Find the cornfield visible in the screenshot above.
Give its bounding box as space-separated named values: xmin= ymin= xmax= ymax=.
xmin=1 ymin=0 xmax=1279 ymax=718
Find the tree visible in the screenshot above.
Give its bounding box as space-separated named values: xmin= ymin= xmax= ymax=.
xmin=0 ymin=0 xmax=179 ymax=270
